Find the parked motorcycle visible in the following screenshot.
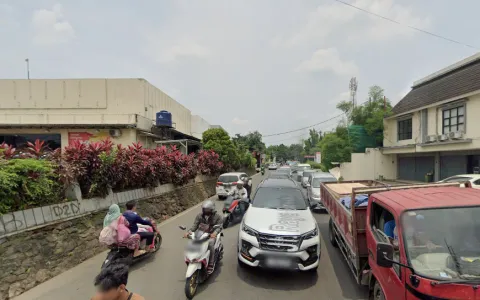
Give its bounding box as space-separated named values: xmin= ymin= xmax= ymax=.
xmin=101 ymin=218 xmax=162 ymax=269
xmin=180 ymin=225 xmax=224 ymax=299
xmin=222 ymin=196 xmax=250 ymax=228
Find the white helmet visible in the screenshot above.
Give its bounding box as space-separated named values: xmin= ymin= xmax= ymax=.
xmin=202 ymin=200 xmax=215 ymax=216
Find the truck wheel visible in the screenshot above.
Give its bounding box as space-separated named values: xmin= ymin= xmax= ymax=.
xmin=328 ymin=218 xmax=338 ymax=248
xmin=373 ymin=281 xmax=386 ymax=300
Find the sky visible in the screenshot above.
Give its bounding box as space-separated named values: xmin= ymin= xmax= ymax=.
xmin=1 ymin=0 xmax=479 ymax=145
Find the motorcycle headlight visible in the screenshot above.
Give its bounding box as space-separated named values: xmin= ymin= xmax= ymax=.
xmin=303 ymin=228 xmax=318 ymax=240
xmin=242 ymin=224 xmax=257 ymax=236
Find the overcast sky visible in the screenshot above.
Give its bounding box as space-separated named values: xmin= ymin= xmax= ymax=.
xmin=1 ymin=0 xmax=478 ymax=145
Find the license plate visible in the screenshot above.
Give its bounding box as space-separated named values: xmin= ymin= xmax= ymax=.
xmin=265 ymin=257 xmax=291 ymax=269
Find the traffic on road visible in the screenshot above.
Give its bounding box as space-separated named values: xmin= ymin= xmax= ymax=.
xmin=14 ymin=165 xmax=480 ymax=300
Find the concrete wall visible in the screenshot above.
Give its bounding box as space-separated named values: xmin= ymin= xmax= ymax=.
xmin=0 ymin=177 xmax=217 ymax=300
xmin=0 ymin=79 xmax=192 ymax=136
xmin=190 ymin=115 xmax=211 ymax=140
xmin=336 ymin=148 xmax=397 ymax=180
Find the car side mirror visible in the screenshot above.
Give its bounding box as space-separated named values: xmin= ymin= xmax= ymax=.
xmin=376 ymin=242 xmax=394 ymax=268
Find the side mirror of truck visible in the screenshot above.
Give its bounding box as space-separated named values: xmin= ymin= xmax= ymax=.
xmin=376 ymin=242 xmax=394 ymax=268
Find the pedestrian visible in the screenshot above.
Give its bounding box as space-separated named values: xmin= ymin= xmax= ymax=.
xmin=91 ymin=263 xmax=145 ymax=300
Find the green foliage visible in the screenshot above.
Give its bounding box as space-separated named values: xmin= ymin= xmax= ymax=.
xmin=319 ymin=127 xmax=353 ymax=170
xmin=232 ymin=131 xmax=266 ymax=153
xmin=303 ymin=129 xmax=322 ymax=155
xmin=0 ymin=158 xmax=61 ymax=214
xmin=305 ymin=160 xmax=326 ymax=171
xmin=89 ymin=150 xmax=117 ymax=198
xmin=202 ymin=128 xmax=240 ymax=169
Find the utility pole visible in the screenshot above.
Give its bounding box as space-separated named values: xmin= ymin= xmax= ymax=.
xmin=349 ymin=77 xmax=358 ymax=108
xmin=25 ymin=58 xmax=30 ymax=79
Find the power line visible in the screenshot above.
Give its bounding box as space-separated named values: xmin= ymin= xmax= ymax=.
xmin=263 ymin=113 xmax=345 ymax=137
xmin=263 ymin=98 xmax=371 ymax=138
xmin=333 ymin=0 xmax=479 ymax=50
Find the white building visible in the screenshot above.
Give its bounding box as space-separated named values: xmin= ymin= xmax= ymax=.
xmin=0 ymin=78 xmax=212 ymax=153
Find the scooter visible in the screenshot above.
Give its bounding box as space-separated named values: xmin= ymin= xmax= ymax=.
xmin=261 ymin=166 xmax=265 ymax=175
xmin=222 ymin=196 xmax=250 ymax=228
xmin=180 ymin=225 xmax=224 ymax=299
xmin=101 ymin=218 xmax=162 ymax=269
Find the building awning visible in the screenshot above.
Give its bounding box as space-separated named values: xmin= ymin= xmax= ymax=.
xmin=137 ymin=130 xmax=163 ymax=138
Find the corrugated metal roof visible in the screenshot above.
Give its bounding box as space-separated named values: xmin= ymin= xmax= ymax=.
xmin=391 ymin=59 xmax=480 ymax=116
xmin=376 ymin=187 xmax=480 ymax=210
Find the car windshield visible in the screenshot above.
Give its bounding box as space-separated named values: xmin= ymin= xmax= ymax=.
xmin=277 ymin=168 xmax=290 ymax=174
xmin=218 ymin=175 xmax=239 ymax=183
xmin=401 ymin=207 xmax=480 ymax=281
xmin=252 ymin=187 xmax=307 ymax=210
xmin=312 ymin=177 xmax=336 ymax=188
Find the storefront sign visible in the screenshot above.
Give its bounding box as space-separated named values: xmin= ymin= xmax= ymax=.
xmin=315 ymin=152 xmax=321 ymax=163
xmin=68 ymin=131 xmax=110 ymax=145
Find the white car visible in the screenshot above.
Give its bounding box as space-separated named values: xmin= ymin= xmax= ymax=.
xmin=216 ymin=172 xmax=249 ymax=199
xmin=268 ymin=163 xmax=278 ymax=170
xmin=237 ymin=178 xmax=320 ymax=272
xmin=438 ymin=174 xmax=480 ymax=188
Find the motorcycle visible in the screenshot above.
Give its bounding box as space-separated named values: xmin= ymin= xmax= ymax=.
xmin=101 ymin=218 xmax=162 ymax=269
xmin=222 ymin=196 xmax=250 ymax=228
xmin=180 ymin=224 xmax=224 ymax=299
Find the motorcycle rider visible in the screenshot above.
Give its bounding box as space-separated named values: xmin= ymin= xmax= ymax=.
xmin=184 ymin=200 xmax=223 ymax=274
xmin=228 ymin=181 xmax=249 ymax=214
xmin=123 ymin=200 xmax=155 ymax=252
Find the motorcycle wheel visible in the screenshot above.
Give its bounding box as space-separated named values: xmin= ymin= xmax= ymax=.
xmin=222 ymin=215 xmax=230 ymax=229
xmin=154 ymin=233 xmax=162 ymax=252
xmin=185 ymin=270 xmax=199 ymax=300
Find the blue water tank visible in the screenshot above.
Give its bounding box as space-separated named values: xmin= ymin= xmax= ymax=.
xmin=156 ymin=110 xmax=172 ymax=127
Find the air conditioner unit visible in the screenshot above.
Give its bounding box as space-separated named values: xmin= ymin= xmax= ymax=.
xmin=426 ymin=135 xmax=437 ymax=143
xmin=448 ymin=131 xmax=464 ymax=140
xmin=438 ymin=134 xmax=449 ymax=141
xmin=109 ymin=129 xmax=122 ymax=137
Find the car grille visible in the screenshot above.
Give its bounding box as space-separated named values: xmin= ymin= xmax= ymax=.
xmin=256 ymin=233 xmax=301 ymax=252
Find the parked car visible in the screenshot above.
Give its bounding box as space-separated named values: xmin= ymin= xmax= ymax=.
xmin=237 ymin=178 xmax=320 ymax=272
xmin=216 ymin=172 xmax=250 ymax=199
xmin=306 ymin=173 xmax=337 ymax=211
xmin=301 ymin=169 xmax=319 ymax=188
xmin=438 ymin=174 xmax=480 ymax=188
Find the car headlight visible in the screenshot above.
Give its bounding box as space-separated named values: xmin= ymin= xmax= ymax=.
xmin=303 ymin=228 xmax=318 ymax=240
xmin=242 ymin=223 xmax=257 ymax=236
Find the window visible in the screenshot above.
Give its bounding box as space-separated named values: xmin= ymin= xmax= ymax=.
xmin=252 ymin=187 xmax=307 ymax=210
xmin=443 ymin=106 xmax=465 ymax=134
xmin=371 ymin=202 xmax=401 ymax=277
xmin=0 ymin=134 xmax=61 ymax=150
xmin=397 ymin=118 xmax=412 ymax=140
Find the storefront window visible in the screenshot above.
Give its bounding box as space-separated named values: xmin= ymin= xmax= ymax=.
xmin=0 ymin=134 xmax=61 ymax=150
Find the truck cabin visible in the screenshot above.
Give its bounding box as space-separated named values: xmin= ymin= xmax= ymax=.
xmin=368 ymin=186 xmax=480 ymax=299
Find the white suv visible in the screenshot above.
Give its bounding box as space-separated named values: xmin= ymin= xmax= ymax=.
xmin=216 ymin=172 xmax=249 ymax=200
xmin=237 ymin=178 xmax=320 ymax=272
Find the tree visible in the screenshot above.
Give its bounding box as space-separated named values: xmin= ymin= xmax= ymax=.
xmin=303 ymin=129 xmax=322 ymax=155
xmin=232 ymin=131 xmax=266 ymax=153
xmin=289 ymin=144 xmax=303 ymax=161
xmin=202 ymin=128 xmax=240 ymax=169
xmin=336 ymin=85 xmax=392 ymax=146
xmin=319 ymin=126 xmax=353 ymax=170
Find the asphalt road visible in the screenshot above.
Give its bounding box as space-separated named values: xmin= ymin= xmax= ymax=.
xmin=15 ymin=172 xmax=369 ymax=300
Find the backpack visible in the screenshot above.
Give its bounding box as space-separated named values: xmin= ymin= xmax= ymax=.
xmin=116 ymin=215 xmax=131 ymax=243
xmin=99 ymin=219 xmax=118 ymax=246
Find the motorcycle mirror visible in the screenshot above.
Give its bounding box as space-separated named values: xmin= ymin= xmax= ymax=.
xmin=179 ymin=226 xmax=187 ymax=230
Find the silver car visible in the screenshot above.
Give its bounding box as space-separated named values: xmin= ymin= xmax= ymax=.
xmin=306 ymin=173 xmax=337 ymax=211
xmin=301 ymin=170 xmax=319 ymax=188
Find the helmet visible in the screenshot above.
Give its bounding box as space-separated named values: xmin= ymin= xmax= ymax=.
xmin=236 ymin=181 xmax=244 ymax=188
xmin=202 ymin=200 xmax=215 ymax=216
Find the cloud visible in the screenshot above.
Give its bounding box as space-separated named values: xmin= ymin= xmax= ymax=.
xmin=296 ymin=48 xmax=359 ymax=77
xmin=285 ymin=0 xmax=431 ymax=47
xmin=32 ymin=4 xmax=75 ymax=45
xmin=232 ymin=117 xmax=249 ymax=125
xmin=153 ymin=40 xmax=210 ymax=63
xmin=329 ymin=90 xmax=352 ymax=105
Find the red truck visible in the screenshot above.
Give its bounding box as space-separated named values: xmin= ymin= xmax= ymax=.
xmin=321 ymin=180 xmax=480 ymax=299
